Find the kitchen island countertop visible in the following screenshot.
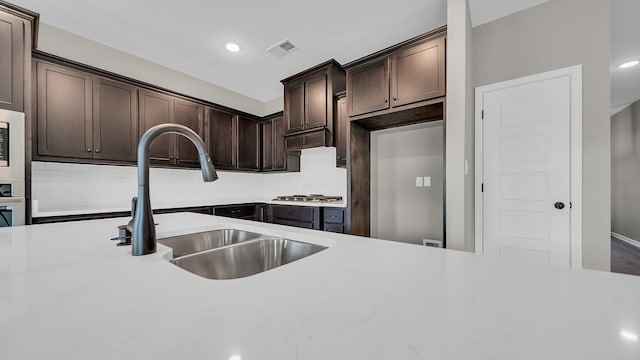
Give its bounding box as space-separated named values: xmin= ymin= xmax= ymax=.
xmin=1 ymin=213 xmax=639 ymax=359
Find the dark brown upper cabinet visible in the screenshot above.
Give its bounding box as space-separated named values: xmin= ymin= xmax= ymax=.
xmin=0 ymin=10 xmax=24 ymax=112
xmin=93 ymin=77 xmax=138 ymax=162
xmin=334 ymin=94 xmax=347 ymax=168
xmin=207 ymin=107 xmax=236 ymax=169
xmin=237 ymin=115 xmax=260 ymax=170
xmin=262 ymin=114 xmax=288 ymax=172
xmin=139 ymin=89 xmax=174 ymax=164
xmin=174 ymin=99 xmax=204 ymax=167
xmin=284 ymin=80 xmax=304 ymax=133
xmin=262 ymin=119 xmax=273 ymax=170
xmin=281 ymin=60 xmax=345 ymax=145
xmin=36 ymin=61 xmax=93 ymax=159
xmin=272 ymin=116 xmax=286 ymax=170
xmin=35 ymin=59 xmax=139 ymax=163
xmin=345 ymin=29 xmax=446 ymax=121
xmin=0 ymin=4 xmax=36 ymax=112
xmin=139 ymin=89 xmax=204 ymax=167
xmin=390 ymin=36 xmax=445 ymax=107
xmin=346 ymin=58 xmax=389 ymax=117
xmin=304 ymin=72 xmax=328 ymax=130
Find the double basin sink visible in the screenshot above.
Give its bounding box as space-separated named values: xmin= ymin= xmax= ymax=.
xmin=158 ymin=229 xmax=327 ymax=279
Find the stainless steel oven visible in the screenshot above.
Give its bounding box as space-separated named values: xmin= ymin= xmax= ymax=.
xmin=0 ymin=109 xmax=25 ymax=226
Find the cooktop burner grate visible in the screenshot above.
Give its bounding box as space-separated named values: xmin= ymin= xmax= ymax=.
xmin=273 ymin=194 xmax=343 ymax=202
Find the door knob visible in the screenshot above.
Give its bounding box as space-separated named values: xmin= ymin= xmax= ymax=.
xmin=554 ymin=202 xmax=565 ymax=210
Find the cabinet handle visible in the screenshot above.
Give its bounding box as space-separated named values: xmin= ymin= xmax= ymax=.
xmin=393 ymin=97 xmax=397 ymax=101
xmin=87 ymin=149 xmax=92 ymax=152
xmin=384 ymin=99 xmax=388 ymax=103
xmin=176 ymin=156 xmax=180 ymax=160
xmin=170 ymin=155 xmax=174 ymax=159
xmin=95 ymin=149 xmax=101 ymax=153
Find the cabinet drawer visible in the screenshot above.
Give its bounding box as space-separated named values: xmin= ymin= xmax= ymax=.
xmin=271 ymin=205 xmax=316 ymax=222
xmin=273 ymin=218 xmax=315 ymax=229
xmin=323 ymin=208 xmax=344 ymax=224
xmin=214 ymin=205 xmax=256 ymax=219
xmin=323 ymin=223 xmax=344 ymax=233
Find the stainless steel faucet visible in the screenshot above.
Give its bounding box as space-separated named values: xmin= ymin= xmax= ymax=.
xmin=132 ymin=124 xmax=218 ymax=256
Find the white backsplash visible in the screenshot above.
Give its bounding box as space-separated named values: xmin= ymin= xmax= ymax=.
xmin=32 ymin=147 xmax=346 ymax=215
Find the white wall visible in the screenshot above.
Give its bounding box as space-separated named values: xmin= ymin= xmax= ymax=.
xmin=446 ymin=0 xmax=474 ymax=251
xmin=371 ymin=122 xmax=444 ymax=245
xmin=37 ymin=23 xmax=280 ymax=116
xmin=32 ymin=147 xmax=346 ymax=215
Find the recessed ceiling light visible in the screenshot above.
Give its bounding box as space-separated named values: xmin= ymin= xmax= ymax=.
xmin=619 ymin=60 xmax=639 ymax=69
xmin=620 ymin=330 xmax=639 ymax=342
xmin=225 ymin=43 xmax=240 ymax=53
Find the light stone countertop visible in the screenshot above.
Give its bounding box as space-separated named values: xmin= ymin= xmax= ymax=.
xmin=1 ymin=212 xmax=639 ymax=359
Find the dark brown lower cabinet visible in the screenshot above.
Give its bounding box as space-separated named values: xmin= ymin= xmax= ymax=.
xmin=213 ymin=204 xmax=257 ymax=220
xmin=323 ymin=207 xmax=345 ymax=233
xmin=269 ymin=205 xmax=321 ymax=230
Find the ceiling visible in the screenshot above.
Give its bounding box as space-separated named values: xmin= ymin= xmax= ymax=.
xmin=10 ymin=0 xmax=561 ymax=104
xmin=611 ymin=0 xmax=640 ymax=115
xmin=12 ymin=0 xmax=447 ymax=102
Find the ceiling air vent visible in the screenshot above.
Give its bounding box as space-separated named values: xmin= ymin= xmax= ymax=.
xmin=267 ymin=39 xmax=298 ymax=58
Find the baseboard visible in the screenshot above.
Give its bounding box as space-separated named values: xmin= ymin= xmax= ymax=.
xmin=612 ymin=232 xmax=640 ymax=249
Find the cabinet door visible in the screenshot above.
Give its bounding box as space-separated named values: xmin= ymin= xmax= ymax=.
xmin=207 ymin=107 xmax=236 ymax=169
xmin=304 ymin=72 xmax=328 ymax=130
xmin=262 ymin=120 xmax=273 ymax=170
xmin=284 ymin=80 xmax=304 ymax=133
xmin=174 ymin=99 xmax=204 ymax=167
xmin=335 ymin=97 xmax=347 ymax=167
xmin=237 ymin=115 xmax=260 ymax=170
xmin=347 ymin=58 xmax=389 ymax=117
xmin=0 ymin=11 xmax=24 ymax=112
xmin=139 ymin=89 xmax=173 ymax=164
xmin=272 ymin=116 xmax=286 ymax=170
xmin=93 ymin=77 xmax=137 ymax=162
xmin=36 ymin=61 xmax=92 ymax=159
xmin=391 ymin=37 xmax=445 ymax=107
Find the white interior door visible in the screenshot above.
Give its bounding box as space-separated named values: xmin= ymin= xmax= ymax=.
xmin=480 ymin=75 xmax=571 ymax=267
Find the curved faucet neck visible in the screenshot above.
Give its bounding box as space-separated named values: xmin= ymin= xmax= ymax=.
xmin=132 ymin=124 xmax=217 ymax=256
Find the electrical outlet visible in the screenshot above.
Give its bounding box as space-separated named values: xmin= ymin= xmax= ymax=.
xmin=423 ymin=176 xmax=431 ymax=187
xmin=415 ymin=176 xmax=423 ymax=187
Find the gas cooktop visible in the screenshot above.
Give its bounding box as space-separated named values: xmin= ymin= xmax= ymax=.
xmin=272 ymin=194 xmax=343 ymax=203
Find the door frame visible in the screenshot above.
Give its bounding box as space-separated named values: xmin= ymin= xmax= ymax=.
xmin=474 ymin=65 xmax=583 ymax=268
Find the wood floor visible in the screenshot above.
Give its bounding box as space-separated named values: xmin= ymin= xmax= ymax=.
xmin=611 ymin=237 xmax=640 ymax=276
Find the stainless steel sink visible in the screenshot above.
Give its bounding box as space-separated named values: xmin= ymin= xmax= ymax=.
xmin=158 ymin=229 xmax=262 ymax=258
xmin=171 ymin=237 xmax=327 ymax=279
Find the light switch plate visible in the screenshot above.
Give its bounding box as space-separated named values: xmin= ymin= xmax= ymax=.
xmin=415 ymin=176 xmax=423 ymax=187
xmin=423 ymin=176 xmax=431 ymax=187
